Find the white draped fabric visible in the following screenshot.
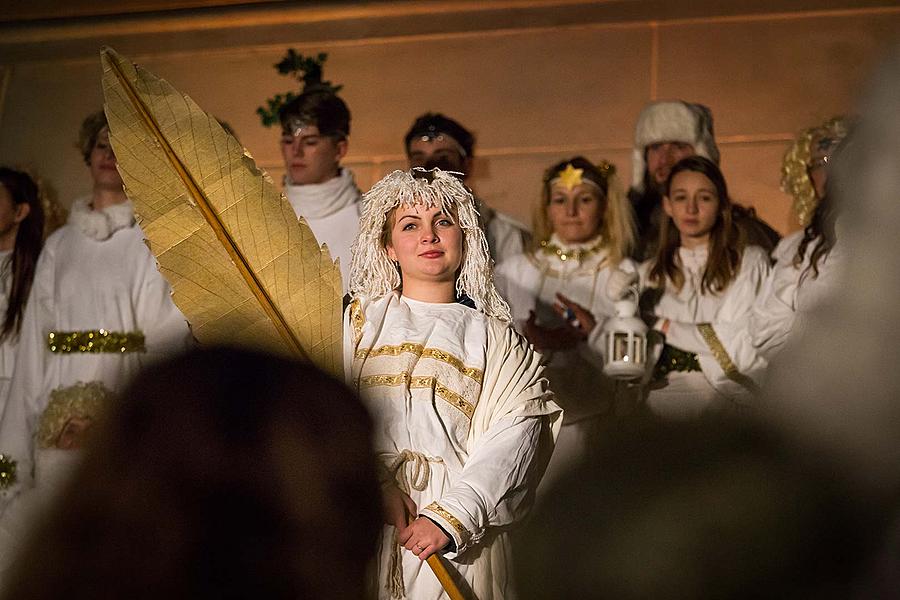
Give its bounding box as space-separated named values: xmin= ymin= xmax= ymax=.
xmin=284 ymin=168 xmax=361 ymax=292
xmin=0 ymin=199 xmax=192 ymax=511
xmin=345 ymin=293 xmax=560 ymax=600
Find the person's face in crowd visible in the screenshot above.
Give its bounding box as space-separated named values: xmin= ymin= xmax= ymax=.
xmin=546 ymin=182 xmax=605 ymax=244
xmin=89 ymin=127 xmax=124 ymax=191
xmin=407 ymin=135 xmax=470 ymax=177
xmin=55 ymin=415 xmax=94 ymax=450
xmin=0 ymin=183 xmax=29 ymax=249
xmin=808 ymin=137 xmax=835 ymax=200
xmin=646 ymin=141 xmax=695 ymax=190
xmin=663 ymin=169 xmax=720 ymax=248
xmin=386 ymin=203 xmax=463 ymax=290
xmin=280 ymin=124 xmax=348 ymax=185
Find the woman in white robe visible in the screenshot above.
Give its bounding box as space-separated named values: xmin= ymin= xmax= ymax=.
xmin=495 ymin=157 xmax=636 ymax=488
xmin=640 ymin=156 xmax=769 ymax=419
xmin=345 ymin=168 xmax=561 ymax=600
xmin=0 ymin=169 xmax=45 ymax=418
xmin=0 ymin=114 xmax=192 ymax=512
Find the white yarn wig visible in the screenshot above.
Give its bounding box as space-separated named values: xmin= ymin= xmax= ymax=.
xmin=349 ymin=168 xmax=512 ymax=322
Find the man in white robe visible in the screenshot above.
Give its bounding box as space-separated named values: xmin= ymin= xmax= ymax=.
xmin=279 ymin=86 xmax=361 ymax=292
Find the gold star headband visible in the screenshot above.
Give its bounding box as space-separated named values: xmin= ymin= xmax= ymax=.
xmin=550 ymin=163 xmax=604 ymax=191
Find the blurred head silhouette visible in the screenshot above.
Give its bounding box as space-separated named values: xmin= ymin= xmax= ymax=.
xmin=3 ymin=346 xmax=381 ymax=600
xmin=516 ymin=416 xmax=882 ymax=599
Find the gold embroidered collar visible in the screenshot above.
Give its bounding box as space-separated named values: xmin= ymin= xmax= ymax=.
xmin=539 ymin=237 xmax=605 ymax=263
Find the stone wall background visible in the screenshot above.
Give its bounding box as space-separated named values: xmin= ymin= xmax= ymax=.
xmin=2 ymin=0 xmax=898 ymax=234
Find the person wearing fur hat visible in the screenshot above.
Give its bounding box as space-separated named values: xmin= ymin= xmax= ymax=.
xmin=279 ymin=73 xmax=360 ymax=292
xmin=0 ymin=110 xmax=192 ymax=514
xmin=494 ymin=157 xmax=638 ymax=489
xmin=404 ymin=113 xmax=531 ymax=264
xmin=628 ymin=100 xmax=779 ymax=260
xmin=345 ymin=167 xmax=561 ymax=599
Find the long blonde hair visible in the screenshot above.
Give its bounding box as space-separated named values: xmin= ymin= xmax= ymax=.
xmin=532 ymin=157 xmax=635 ymax=266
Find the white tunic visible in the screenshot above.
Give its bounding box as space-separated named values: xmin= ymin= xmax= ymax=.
xmin=481 ymin=205 xmax=531 ymax=266
xmin=0 ymin=200 xmax=192 ymax=509
xmin=0 ymin=448 xmax=81 ymax=583
xmin=345 ymin=293 xmax=560 ymax=600
xmin=284 ymin=168 xmax=361 ymax=292
xmin=746 ymin=237 xmax=843 ymax=365
xmin=641 ymin=245 xmax=770 ymax=419
xmin=495 ymin=235 xmax=637 ymax=422
xmin=0 ymin=251 xmax=14 ymax=418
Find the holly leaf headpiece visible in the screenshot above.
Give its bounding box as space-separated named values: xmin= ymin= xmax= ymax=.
xmin=256 ymin=50 xmax=343 ymax=127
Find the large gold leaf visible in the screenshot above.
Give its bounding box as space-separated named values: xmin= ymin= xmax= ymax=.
xmin=100 ymin=47 xmax=343 ymax=377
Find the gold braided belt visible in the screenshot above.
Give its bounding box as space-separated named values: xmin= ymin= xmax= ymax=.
xmin=47 ymin=329 xmax=146 ymax=354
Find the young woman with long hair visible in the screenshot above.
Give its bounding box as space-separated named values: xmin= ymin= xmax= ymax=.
xmin=346 ymin=167 xmax=561 ymax=599
xmin=641 ymin=156 xmax=770 ymax=419
xmin=0 ymin=169 xmax=45 ymax=412
xmin=495 ymin=156 xmax=637 ymax=486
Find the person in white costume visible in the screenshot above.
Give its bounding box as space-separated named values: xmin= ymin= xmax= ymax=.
xmin=345 ymin=167 xmax=561 ymax=600
xmin=640 ymin=156 xmax=769 ymax=419
xmin=279 ymin=82 xmax=360 ymax=292
xmin=0 ymin=169 xmax=44 ymax=420
xmin=0 ymin=111 xmax=192 ymax=512
xmin=494 ymin=157 xmax=636 ymax=488
xmin=0 ymin=381 xmax=109 ymax=583
xmin=404 ymin=113 xmax=531 ymax=264
xmin=774 ymin=116 xmax=849 ymax=265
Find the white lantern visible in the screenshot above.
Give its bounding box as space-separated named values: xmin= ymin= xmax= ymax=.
xmin=602 ymin=295 xmax=647 ymax=380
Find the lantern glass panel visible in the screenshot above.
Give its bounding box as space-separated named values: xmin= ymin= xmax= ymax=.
xmin=612 ymin=332 xmax=632 ymax=362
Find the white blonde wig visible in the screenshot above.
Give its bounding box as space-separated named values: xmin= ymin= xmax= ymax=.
xmin=349 ymin=168 xmax=511 ymax=322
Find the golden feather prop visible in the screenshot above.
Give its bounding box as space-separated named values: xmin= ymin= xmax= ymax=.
xmin=100 ymin=47 xmax=342 ymax=377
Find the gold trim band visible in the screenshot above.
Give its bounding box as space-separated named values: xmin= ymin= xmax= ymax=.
xmin=349 ymin=298 xmax=365 ymax=343
xmin=356 ymin=343 xmax=483 ymax=383
xmin=697 ymin=323 xmax=760 ymax=395
xmin=424 ymin=501 xmax=471 ymax=544
xmin=360 ymin=372 xmax=476 ymax=419
xmin=47 ymin=329 xmax=146 ymax=354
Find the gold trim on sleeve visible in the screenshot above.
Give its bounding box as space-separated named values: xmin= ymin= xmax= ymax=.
xmin=697 ymin=323 xmax=761 ymax=395
xmin=349 ymin=298 xmax=365 ymax=343
xmin=423 ymin=501 xmax=471 ymax=543
xmin=360 ymin=372 xmax=476 ymax=419
xmin=355 ymin=343 xmax=483 ymax=383
xmin=47 ymin=330 xmax=146 ymax=354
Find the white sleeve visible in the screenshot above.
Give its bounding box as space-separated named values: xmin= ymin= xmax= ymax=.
xmin=693 ymin=247 xmax=771 ymax=398
xmin=0 ymin=243 xmax=57 ymax=512
xmin=748 ymin=258 xmax=801 ymax=362
xmin=493 ymin=255 xmax=538 ymax=326
xmin=133 ymin=243 xmax=194 ymax=362
xmin=419 ymin=321 xmax=561 ymax=556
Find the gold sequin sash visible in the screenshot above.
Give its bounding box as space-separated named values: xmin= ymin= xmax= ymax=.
xmin=47 ymin=329 xmax=146 ymax=354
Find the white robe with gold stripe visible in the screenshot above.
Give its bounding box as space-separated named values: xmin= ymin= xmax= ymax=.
xmin=345 ymin=292 xmax=561 ymax=600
